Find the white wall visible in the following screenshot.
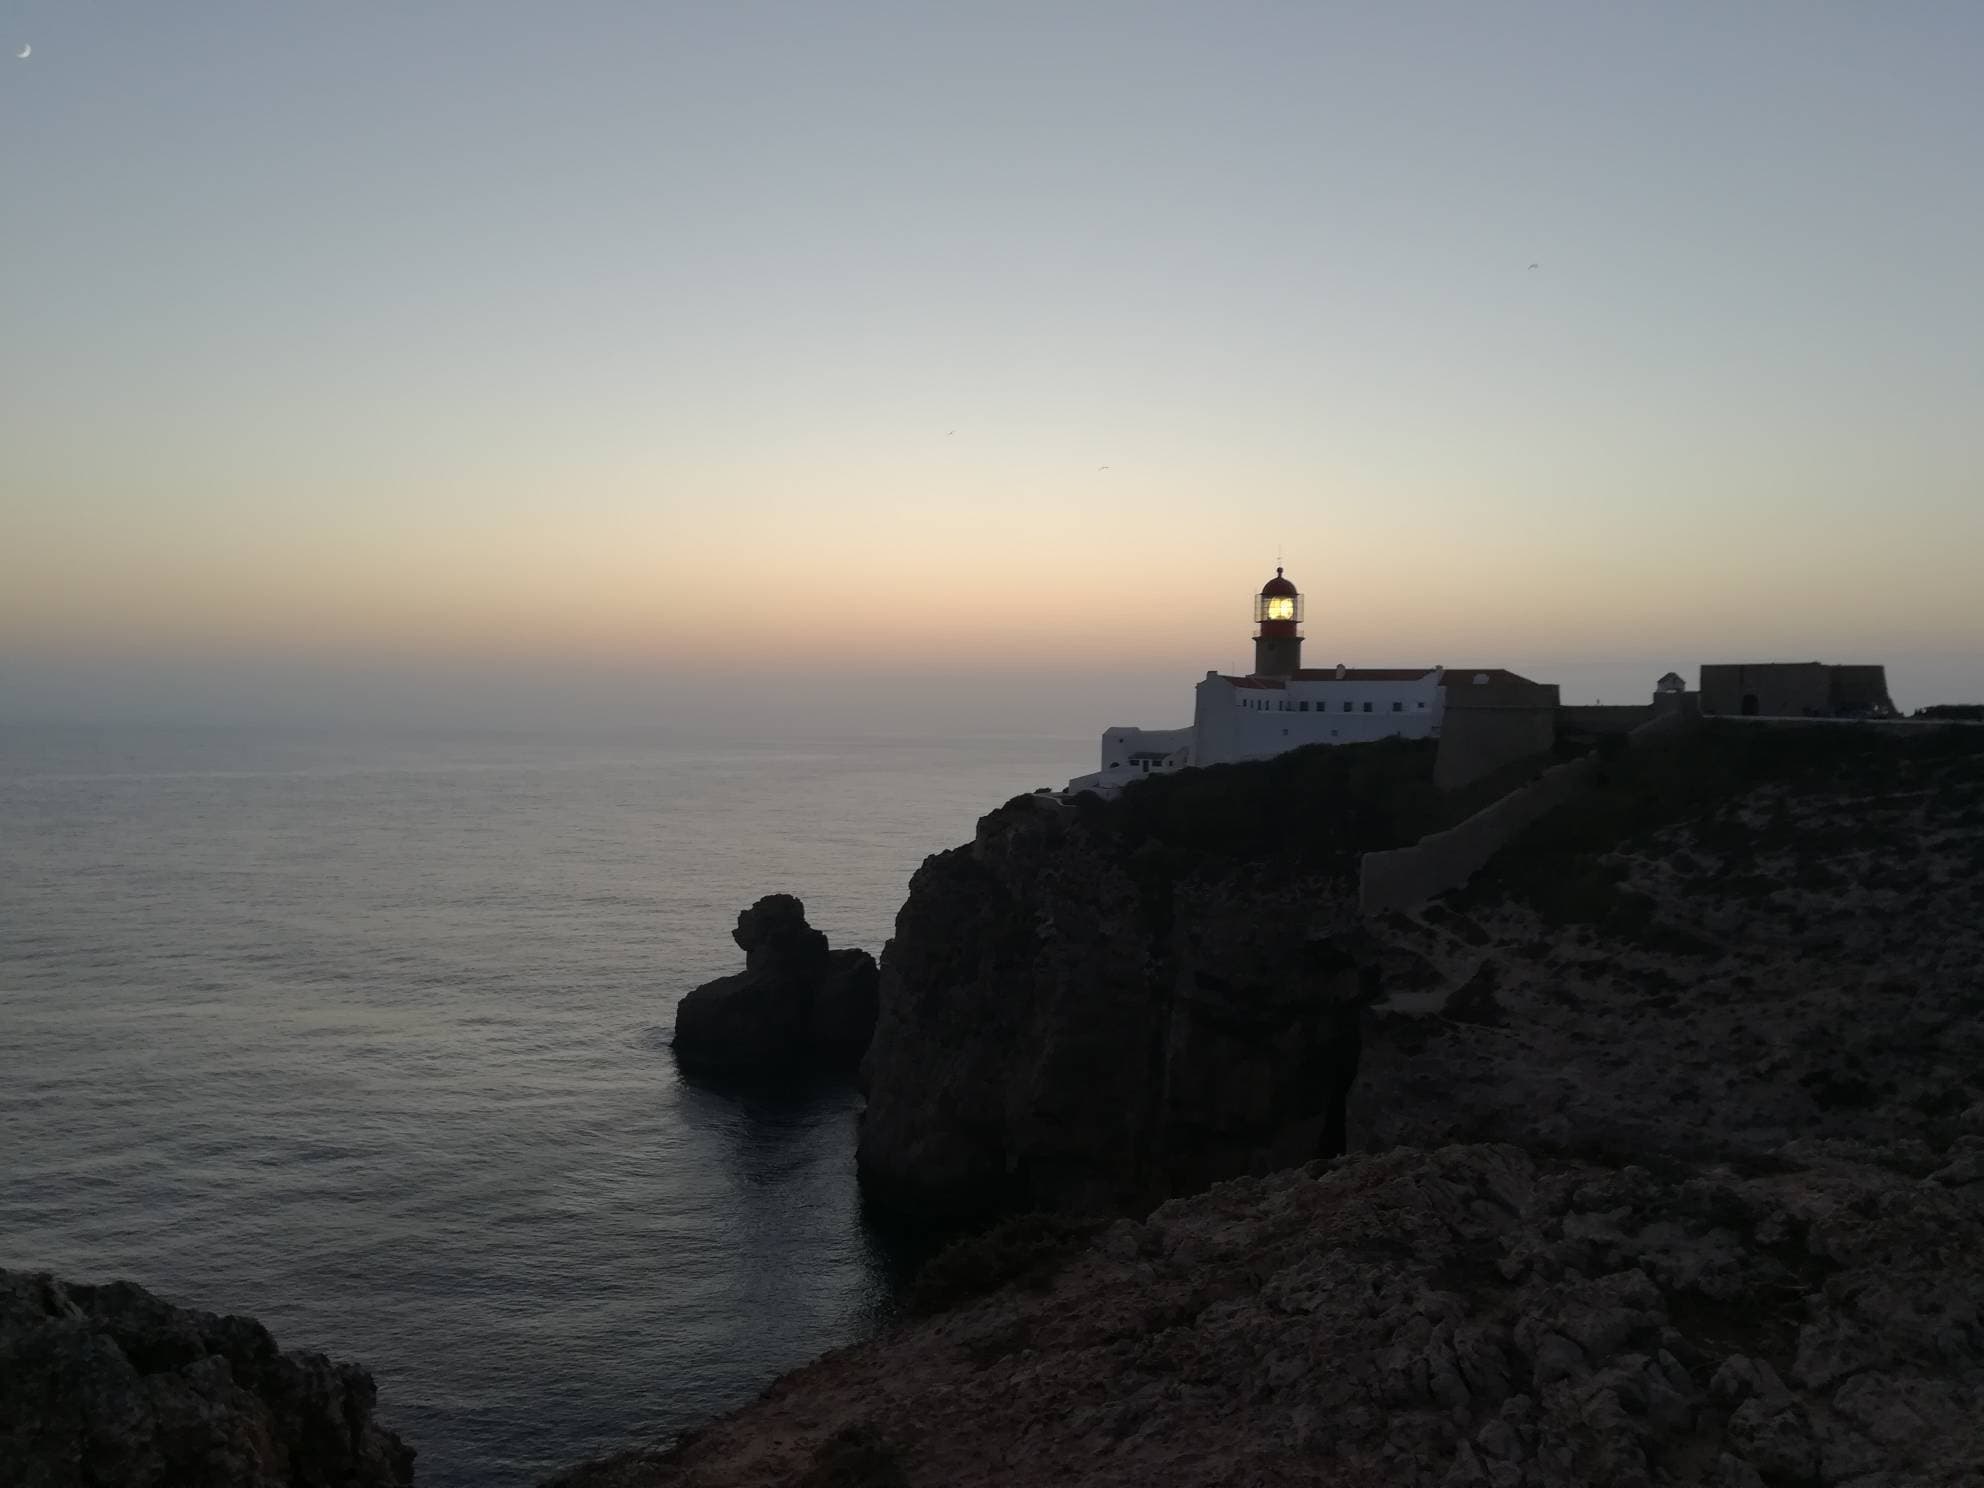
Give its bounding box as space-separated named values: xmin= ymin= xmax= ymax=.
xmin=1194 ymin=674 xmax=1440 ymax=765
xmin=1097 ymin=724 xmax=1194 ymax=770
xmin=1065 ymin=722 xmax=1193 ymax=795
xmin=1069 ymin=670 xmax=1446 ymax=795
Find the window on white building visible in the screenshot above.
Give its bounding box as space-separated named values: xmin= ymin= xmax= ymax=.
xmin=1362 ymin=702 xmax=1373 ymax=713
xmin=1341 ymin=701 xmax=1352 ymax=713
xmin=1392 ymin=701 xmax=1403 ymax=712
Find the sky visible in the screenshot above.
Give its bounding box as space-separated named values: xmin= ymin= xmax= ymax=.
xmin=3 ymin=1 xmax=1980 ymax=731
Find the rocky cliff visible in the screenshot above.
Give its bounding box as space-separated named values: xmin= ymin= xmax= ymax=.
xmin=854 ymin=750 xmax=1428 ymax=1220
xmin=0 ymin=1268 xmax=413 ymax=1487
xmin=860 ymin=725 xmax=1984 ymax=1225
xmin=548 ymin=723 xmax=1984 ymax=1488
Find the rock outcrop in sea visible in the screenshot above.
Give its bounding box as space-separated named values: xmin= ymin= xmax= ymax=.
xmin=0 ymin=1268 xmax=414 ymax=1487
xmin=671 ymin=894 xmax=878 ymax=1079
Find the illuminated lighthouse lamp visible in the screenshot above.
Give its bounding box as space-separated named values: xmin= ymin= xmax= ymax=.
xmin=1251 ymin=568 xmax=1304 ymax=678
xmin=1255 ymin=569 xmax=1303 ymax=625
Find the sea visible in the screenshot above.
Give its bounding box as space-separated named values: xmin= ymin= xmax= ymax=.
xmin=0 ymin=724 xmax=1084 ymax=1487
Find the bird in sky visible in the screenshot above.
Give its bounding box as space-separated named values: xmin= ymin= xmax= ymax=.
xmin=946 ymin=429 xmax=955 ymax=436
xmin=1097 ymin=465 xmax=1110 ymax=471
xmin=15 ymin=43 xmax=29 ymax=59
xmin=1528 ymin=263 xmax=1539 ymax=270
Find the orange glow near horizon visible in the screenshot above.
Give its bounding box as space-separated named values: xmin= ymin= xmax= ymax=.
xmin=7 ymin=496 xmax=1976 ymax=680
xmin=4 ymin=388 xmax=1980 ymax=691
xmin=4 ymin=4 xmax=1982 ymax=719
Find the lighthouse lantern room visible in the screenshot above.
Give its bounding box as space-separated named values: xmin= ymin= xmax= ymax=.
xmin=1252 ymin=568 xmax=1304 ymax=678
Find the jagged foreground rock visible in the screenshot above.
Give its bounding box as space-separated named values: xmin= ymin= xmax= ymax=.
xmin=0 ymin=1268 xmax=413 ymax=1487
xmin=546 ymin=1140 xmax=1983 ymax=1487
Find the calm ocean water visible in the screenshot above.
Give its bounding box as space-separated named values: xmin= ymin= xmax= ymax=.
xmin=0 ymin=724 xmax=1082 ymax=1487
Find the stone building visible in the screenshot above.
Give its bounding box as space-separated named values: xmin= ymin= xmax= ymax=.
xmin=1066 ymin=567 xmax=1557 ymax=795
xmin=1699 ymin=663 xmax=1895 ymax=719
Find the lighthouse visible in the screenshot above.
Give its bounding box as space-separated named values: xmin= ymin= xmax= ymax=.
xmin=1060 ymin=555 xmax=1556 ymax=798
xmin=1252 ymin=568 xmax=1303 ymax=679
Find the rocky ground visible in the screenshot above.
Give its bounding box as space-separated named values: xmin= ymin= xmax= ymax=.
xmin=1354 ymin=726 xmax=1984 ymax=1164
xmin=0 ymin=1268 xmax=413 ymax=1487
xmin=545 ymin=1141 xmax=1982 ymax=1487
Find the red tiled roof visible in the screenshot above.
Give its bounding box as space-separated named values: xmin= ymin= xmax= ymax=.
xmin=1223 ymin=668 xmax=1436 ymax=687
xmin=1434 ymin=668 xmax=1541 ymax=688
xmin=1220 ymin=666 xmax=1543 ymax=688
xmin=1291 ymin=668 xmax=1436 ymax=683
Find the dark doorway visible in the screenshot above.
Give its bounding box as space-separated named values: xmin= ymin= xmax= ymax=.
xmin=1741 ymin=693 xmax=1760 ymax=716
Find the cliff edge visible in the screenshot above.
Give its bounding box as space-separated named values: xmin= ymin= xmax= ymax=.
xmin=855 ymin=740 xmax=1460 ymax=1222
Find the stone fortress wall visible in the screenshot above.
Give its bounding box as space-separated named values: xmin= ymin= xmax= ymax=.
xmin=1360 ymin=753 xmax=1600 ymax=914
xmin=1558 ymin=703 xmax=1660 ymax=734
xmin=1429 ymin=672 xmax=1561 ymax=790
xmin=1358 ymin=680 xmax=1961 ymax=917
xmin=1699 ymin=662 xmax=1895 ymax=718
xmin=1362 ymin=691 xmax=1699 ymax=914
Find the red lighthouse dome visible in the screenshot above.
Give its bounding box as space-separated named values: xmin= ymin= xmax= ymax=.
xmin=1255 ymin=568 xmax=1302 ymax=626
xmin=1251 ymin=567 xmax=1304 ymax=678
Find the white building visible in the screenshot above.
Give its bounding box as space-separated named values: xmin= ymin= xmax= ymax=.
xmin=1065 ymin=568 xmax=1530 ymax=796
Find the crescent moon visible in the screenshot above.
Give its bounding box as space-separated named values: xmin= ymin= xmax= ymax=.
xmin=15 ymin=44 xmax=28 ymax=59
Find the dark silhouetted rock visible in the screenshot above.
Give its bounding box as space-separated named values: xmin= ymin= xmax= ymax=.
xmin=811 ymin=948 xmax=879 ymax=1074
xmin=857 ymin=792 xmax=1380 ymax=1223
xmin=672 ymin=895 xmax=877 ymax=1078
xmin=670 ymin=965 xmax=812 ymax=1075
xmin=734 ymin=893 xmax=829 ymax=984
xmin=0 ymin=1268 xmax=413 ymax=1488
